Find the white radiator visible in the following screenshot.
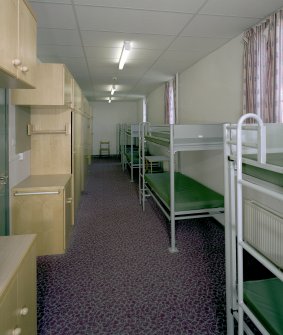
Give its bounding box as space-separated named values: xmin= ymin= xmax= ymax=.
xmin=244 ymin=200 xmax=283 ymax=268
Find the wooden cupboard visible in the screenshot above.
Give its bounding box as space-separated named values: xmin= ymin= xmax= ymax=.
xmin=11 ymin=63 xmax=73 ymax=106
xmin=0 ymin=234 xmax=37 ymax=335
xmin=12 ymin=175 xmax=72 ymax=256
xmin=29 ymin=107 xmax=72 ymax=175
xmin=11 ymin=62 xmax=92 ymax=235
xmin=0 ymin=0 xmax=37 ymax=88
xmin=73 ymin=79 xmax=82 ymax=112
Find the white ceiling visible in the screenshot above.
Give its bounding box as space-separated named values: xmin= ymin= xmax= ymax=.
xmin=29 ymin=0 xmax=283 ymax=102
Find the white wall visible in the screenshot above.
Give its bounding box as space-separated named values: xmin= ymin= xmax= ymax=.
xmin=146 ymin=34 xmax=244 ymax=195
xmin=8 ymin=100 xmax=30 ymax=189
xmin=147 ymin=84 xmax=165 ymax=123
xmin=179 ymin=35 xmax=243 ymax=124
xmin=137 ymin=98 xmax=145 ymax=123
xmin=92 ymin=101 xmax=139 ymax=155
xmin=179 ymin=35 xmax=244 ymax=195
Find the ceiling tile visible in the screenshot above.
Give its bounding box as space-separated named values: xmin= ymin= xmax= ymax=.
xmin=37 ymin=28 xmax=81 ymax=46
xmin=181 ymin=15 xmax=260 ymax=38
xmin=168 ymin=36 xmax=230 ymax=52
xmin=30 ymin=2 xmax=77 ymax=29
xmin=37 ymin=45 xmax=85 ymax=58
xmin=200 ymin=0 xmax=283 ymax=18
xmin=75 ymin=6 xmax=193 ymax=35
xmin=81 ymin=31 xmax=175 ymax=50
xmin=85 ymin=46 xmax=121 ymax=61
xmin=73 ymin=0 xmax=207 ymax=13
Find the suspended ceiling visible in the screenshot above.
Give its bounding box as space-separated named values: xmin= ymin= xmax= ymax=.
xmin=29 ymin=0 xmax=283 ymax=102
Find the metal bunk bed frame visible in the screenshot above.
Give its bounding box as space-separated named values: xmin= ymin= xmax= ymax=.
xmin=224 ymin=113 xmax=283 ymax=334
xmin=121 ymin=123 xmax=140 ymax=182
xmin=140 ymin=122 xmax=224 ymax=253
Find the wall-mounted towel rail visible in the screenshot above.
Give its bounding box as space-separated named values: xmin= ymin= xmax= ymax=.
xmin=27 ymin=123 xmax=71 ymax=135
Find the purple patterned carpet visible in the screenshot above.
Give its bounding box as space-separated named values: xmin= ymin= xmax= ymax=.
xmin=37 ymin=158 xmax=226 ymax=335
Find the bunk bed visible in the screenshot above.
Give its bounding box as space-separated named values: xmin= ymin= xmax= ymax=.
xmin=140 ymin=122 xmax=225 ymax=253
xmin=121 ymin=123 xmax=140 ymax=182
xmin=224 ymin=114 xmax=283 ymax=335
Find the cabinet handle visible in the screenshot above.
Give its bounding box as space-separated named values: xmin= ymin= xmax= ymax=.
xmin=14 ymin=191 xmax=60 ymax=196
xmin=66 ymin=197 xmax=72 ymax=204
xmin=20 ymin=65 xmax=29 ymax=73
xmin=12 ymin=59 xmax=21 ymax=66
xmin=13 ymin=327 xmax=22 ymax=335
xmin=20 ymin=306 xmax=29 ymax=316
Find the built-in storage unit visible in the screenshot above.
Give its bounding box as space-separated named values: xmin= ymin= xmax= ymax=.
xmin=11 ymin=63 xmax=73 ymax=106
xmin=0 ymin=234 xmax=37 ymax=335
xmin=29 ymin=107 xmax=72 ymax=175
xmin=12 ymin=175 xmax=72 ymax=256
xmin=0 ymin=0 xmax=37 ymax=88
xmin=11 ymin=63 xmax=92 ymax=231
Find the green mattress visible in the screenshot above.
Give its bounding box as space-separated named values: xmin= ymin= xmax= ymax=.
xmin=242 ymin=153 xmax=283 ymax=187
xmin=244 ymin=277 xmax=283 ymax=334
xmin=125 ymin=151 xmax=139 ymax=164
xmin=145 ymin=134 xmax=170 ymax=146
xmin=145 ymin=172 xmax=224 ymax=212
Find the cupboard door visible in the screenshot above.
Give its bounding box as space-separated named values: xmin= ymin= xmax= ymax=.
xmin=73 ymin=80 xmax=82 ymax=112
xmin=12 ymin=192 xmax=65 ymax=256
xmin=17 ymin=0 xmax=37 ymax=87
xmin=0 ymin=0 xmax=18 ymax=78
xmin=17 ymin=243 xmax=37 ymax=335
xmin=64 ymin=66 xmax=73 ymax=107
xmin=0 ymin=277 xmax=18 ymax=335
xmin=11 ymin=64 xmax=73 ymax=106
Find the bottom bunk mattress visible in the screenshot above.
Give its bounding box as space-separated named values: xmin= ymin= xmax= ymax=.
xmin=244 ymin=277 xmax=283 ymax=334
xmin=144 ymin=172 xmax=224 ymax=213
xmin=243 ymin=153 xmax=283 ymax=187
xmin=125 ymin=150 xmax=139 ymax=165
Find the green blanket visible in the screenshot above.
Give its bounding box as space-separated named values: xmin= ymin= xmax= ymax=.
xmin=243 ymin=153 xmax=283 ymax=187
xmin=145 ymin=172 xmax=224 ymax=212
xmin=244 ymin=277 xmax=283 ymax=334
xmin=125 ymin=151 xmax=139 ymax=164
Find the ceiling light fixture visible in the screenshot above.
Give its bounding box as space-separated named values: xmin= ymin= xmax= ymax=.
xmin=111 ymin=85 xmax=116 ymax=95
xmin=119 ymin=41 xmax=131 ymax=70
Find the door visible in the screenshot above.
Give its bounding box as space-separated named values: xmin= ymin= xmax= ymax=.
xmin=0 ymin=89 xmax=9 ymax=235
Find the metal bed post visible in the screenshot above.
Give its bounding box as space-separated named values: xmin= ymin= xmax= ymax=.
xmin=121 ymin=124 xmax=125 ymax=171
xmin=138 ymin=122 xmax=142 ymax=204
xmin=130 ymin=125 xmax=134 ymax=182
xmin=169 ymin=124 xmax=178 ymax=253
xmin=141 ymin=122 xmax=149 ymax=211
xmin=223 ymin=123 xmax=235 ymax=334
xmin=236 ymin=113 xmax=264 ymax=335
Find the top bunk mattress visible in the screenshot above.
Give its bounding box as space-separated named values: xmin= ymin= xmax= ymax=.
xmin=244 ymin=277 xmax=283 ymax=335
xmin=242 ymin=153 xmax=283 ymax=187
xmin=145 ymin=172 xmax=224 ymax=212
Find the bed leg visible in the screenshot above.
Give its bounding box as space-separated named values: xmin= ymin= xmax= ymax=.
xmin=168 ymin=246 xmax=178 ymax=253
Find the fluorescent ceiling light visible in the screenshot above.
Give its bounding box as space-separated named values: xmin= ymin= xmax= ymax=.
xmin=111 ymin=85 xmax=116 ymax=95
xmin=119 ymin=41 xmax=131 ymax=70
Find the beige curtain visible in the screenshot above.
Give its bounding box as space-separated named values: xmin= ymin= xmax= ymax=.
xmin=243 ymin=10 xmax=283 ymax=123
xmin=164 ymin=76 xmax=176 ymax=124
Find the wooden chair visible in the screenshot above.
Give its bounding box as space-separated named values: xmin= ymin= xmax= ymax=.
xmin=99 ymin=140 xmax=110 ymax=156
